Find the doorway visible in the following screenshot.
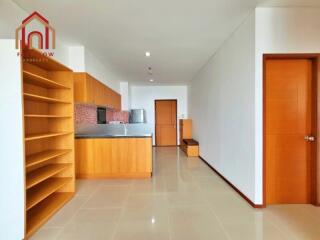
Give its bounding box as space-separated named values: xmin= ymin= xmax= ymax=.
xmin=264 ymin=55 xmax=319 ymax=205
xmin=155 ymin=100 xmax=177 ymax=146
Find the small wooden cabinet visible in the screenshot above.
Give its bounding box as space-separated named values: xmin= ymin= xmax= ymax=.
xmin=73 ymin=72 xmax=121 ymax=109
xmin=179 ymin=119 xmax=192 ymax=145
xmin=179 ymin=119 xmax=199 ymax=157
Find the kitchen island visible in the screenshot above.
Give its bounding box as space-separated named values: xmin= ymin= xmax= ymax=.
xmin=75 ymin=124 xmax=153 ymax=179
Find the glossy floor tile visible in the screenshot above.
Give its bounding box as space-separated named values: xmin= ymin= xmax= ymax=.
xmin=31 ymin=147 xmax=320 ymax=240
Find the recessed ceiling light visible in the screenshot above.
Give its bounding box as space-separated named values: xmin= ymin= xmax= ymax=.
xmin=145 ymin=51 xmax=151 ymax=57
xmin=149 ymin=79 xmax=154 ymax=82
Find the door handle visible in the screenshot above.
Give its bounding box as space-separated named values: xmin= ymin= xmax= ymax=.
xmin=304 ymin=135 xmax=316 ymax=142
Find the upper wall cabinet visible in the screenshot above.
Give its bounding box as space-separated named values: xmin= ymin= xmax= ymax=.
xmin=73 ymin=73 xmax=121 ymax=110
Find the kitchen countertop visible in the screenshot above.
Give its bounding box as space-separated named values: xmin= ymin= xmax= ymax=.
xmin=75 ymin=133 xmax=152 ymax=139
xmin=75 ymin=123 xmax=152 ymax=139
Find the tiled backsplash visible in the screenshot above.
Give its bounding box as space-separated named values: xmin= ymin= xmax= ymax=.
xmin=75 ymin=104 xmax=97 ymax=124
xmin=75 ymin=103 xmax=129 ymax=124
xmin=106 ymin=110 xmax=129 ymax=123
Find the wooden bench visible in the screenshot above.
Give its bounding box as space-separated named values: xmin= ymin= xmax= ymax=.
xmin=181 ymin=139 xmax=199 ymax=157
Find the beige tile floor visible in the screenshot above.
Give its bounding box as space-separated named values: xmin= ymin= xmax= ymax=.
xmin=31 ymin=147 xmax=320 ymax=240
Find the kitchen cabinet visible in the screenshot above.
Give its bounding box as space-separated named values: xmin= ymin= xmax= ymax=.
xmin=75 ymin=137 xmax=152 ymax=178
xmin=74 ymin=72 xmax=121 ymax=110
xmin=179 ymin=119 xmax=192 ymax=145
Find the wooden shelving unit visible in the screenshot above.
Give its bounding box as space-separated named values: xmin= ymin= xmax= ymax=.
xmin=26 ymin=150 xmax=71 ymax=168
xmin=25 ymin=132 xmax=73 ymax=141
xmin=25 ymin=114 xmax=72 ymax=118
xmin=26 ymin=164 xmax=71 ymax=189
xmin=26 ymin=193 xmax=73 ymax=237
xmin=24 ymin=93 xmax=71 ymax=104
xmin=27 ymin=178 xmax=72 ymax=210
xmin=23 ymin=71 xmax=70 ymax=89
xmin=22 ymin=48 xmax=75 ymax=238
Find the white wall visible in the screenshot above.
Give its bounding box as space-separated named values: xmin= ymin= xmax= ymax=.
xmin=0 ymin=0 xmax=121 ymax=93
xmin=120 ymin=82 xmax=129 ymax=110
xmin=131 ymin=86 xmax=188 ymax=145
xmin=68 ymin=47 xmax=121 ymax=93
xmin=0 ymin=40 xmax=25 ymax=240
xmin=85 ymin=49 xmax=121 ymax=93
xmin=68 ymin=46 xmax=86 ymax=72
xmin=0 ymin=0 xmax=25 ymax=38
xmin=254 ymin=7 xmax=320 ymax=204
xmin=189 ymin=12 xmax=257 ymax=203
xmin=0 ymin=0 xmax=69 ymax=66
xmin=190 ymin=7 xmax=320 ymax=205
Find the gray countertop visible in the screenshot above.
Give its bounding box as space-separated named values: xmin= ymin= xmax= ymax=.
xmin=75 ymin=133 xmax=152 ymax=139
xmin=75 ymin=123 xmax=152 ymax=139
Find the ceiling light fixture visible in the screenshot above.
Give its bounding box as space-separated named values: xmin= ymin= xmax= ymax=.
xmin=149 ymin=79 xmax=154 ymax=82
xmin=145 ymin=51 xmax=151 ymax=57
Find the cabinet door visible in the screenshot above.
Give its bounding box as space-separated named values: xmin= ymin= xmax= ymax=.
xmin=114 ymin=93 xmax=121 ymax=110
xmin=95 ymin=80 xmax=102 ymax=105
xmin=104 ymin=86 xmax=113 ymax=108
xmin=97 ymin=81 xmax=106 ymax=106
xmin=78 ymin=74 xmax=122 ymax=109
xmin=109 ymin=91 xmax=115 ymax=109
xmin=86 ymin=75 xmax=96 ymax=104
xmin=73 ymin=73 xmax=87 ymax=102
xmin=102 ymin=85 xmax=110 ymax=107
xmin=90 ymin=78 xmax=103 ymax=106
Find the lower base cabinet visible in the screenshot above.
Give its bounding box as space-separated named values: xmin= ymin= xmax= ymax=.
xmin=75 ymin=137 xmax=153 ymax=178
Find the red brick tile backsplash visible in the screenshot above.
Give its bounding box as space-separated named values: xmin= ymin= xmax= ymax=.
xmin=75 ymin=103 xmax=129 ymax=124
xmin=74 ymin=104 xmax=97 ymax=124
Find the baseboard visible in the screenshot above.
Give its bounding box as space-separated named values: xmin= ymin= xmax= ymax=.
xmin=199 ymin=156 xmax=264 ymax=208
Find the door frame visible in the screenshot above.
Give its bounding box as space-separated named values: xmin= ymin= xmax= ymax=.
xmin=263 ymin=53 xmax=320 ymax=207
xmin=154 ymin=99 xmax=178 ymax=147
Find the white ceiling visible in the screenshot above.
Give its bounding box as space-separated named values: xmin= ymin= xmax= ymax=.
xmin=12 ymin=0 xmax=320 ymax=85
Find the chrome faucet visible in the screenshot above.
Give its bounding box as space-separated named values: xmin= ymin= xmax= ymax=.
xmin=123 ymin=123 xmax=128 ymax=135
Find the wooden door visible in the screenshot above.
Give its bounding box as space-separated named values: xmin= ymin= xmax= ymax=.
xmin=155 ymin=100 xmax=177 ymax=146
xmin=265 ymin=58 xmax=315 ymax=204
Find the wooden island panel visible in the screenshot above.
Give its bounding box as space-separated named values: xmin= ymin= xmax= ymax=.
xmin=75 ymin=137 xmax=152 ymax=178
